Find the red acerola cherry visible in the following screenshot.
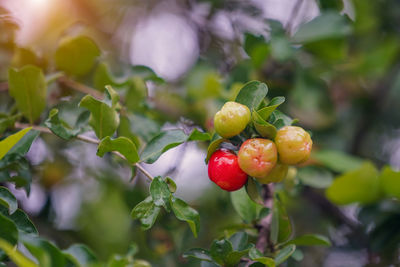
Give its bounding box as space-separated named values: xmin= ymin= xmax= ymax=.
xmin=208 ymin=149 xmax=248 ymax=191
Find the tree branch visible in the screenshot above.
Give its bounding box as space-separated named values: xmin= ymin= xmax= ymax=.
xmin=256 ymin=183 xmax=275 ymax=253
xmin=57 ymin=76 xmax=103 ymax=100
xmin=14 ymin=122 xmax=154 ymax=181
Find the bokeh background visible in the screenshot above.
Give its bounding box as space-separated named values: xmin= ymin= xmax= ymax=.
xmin=1 ymin=0 xmax=400 ymax=266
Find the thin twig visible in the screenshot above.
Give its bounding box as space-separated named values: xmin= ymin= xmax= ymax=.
xmin=57 ymin=76 xmax=103 ymax=100
xmin=14 ymin=122 xmax=154 ymax=181
xmin=256 ymin=183 xmax=275 ymax=253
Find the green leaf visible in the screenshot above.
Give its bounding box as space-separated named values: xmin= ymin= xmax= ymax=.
xmin=326 ymin=162 xmax=381 ymax=205
xmin=235 ymin=81 xmax=268 ymax=111
xmin=21 ymin=234 xmax=66 ymax=267
xmin=229 ymin=232 xmax=248 ymax=251
xmin=258 ymin=97 xmax=285 ymax=119
xmin=270 ymin=110 xmax=297 ymax=129
xmin=183 ymin=248 xmax=213 ymax=262
xmin=8 ymin=66 xmax=46 ymax=123
xmin=97 ymin=136 xmax=139 ymax=164
xmin=55 ymin=35 xmax=100 ymax=76
xmin=297 ymin=167 xmax=333 ymax=189
xmin=187 ymin=128 xmax=211 ymax=141
xmin=79 ymin=86 xmax=120 ymax=139
xmin=0 ymin=213 xmax=18 ymax=245
xmin=63 ymin=244 xmax=98 ymax=267
xmin=312 ymin=150 xmax=364 ymax=173
xmin=210 ymin=239 xmax=233 ymax=266
xmin=131 ymin=197 xmax=160 ymax=230
xmin=150 ymin=177 xmax=172 ymax=210
xmin=206 ymin=134 xmax=226 ymax=163
xmin=0 ymin=206 xmax=37 ymax=234
xmin=292 ymin=12 xmax=351 ymax=43
xmin=44 ymin=109 xmax=80 ymax=140
xmin=0 ymin=187 xmax=17 ymax=214
xmin=286 ymin=234 xmax=331 ymax=247
xmin=93 ymin=62 xmax=122 ymax=91
xmin=252 ymin=110 xmax=277 ymax=139
xmin=275 ymin=196 xmax=292 ymax=243
xmin=0 ymin=114 xmax=20 ymax=135
xmin=380 ymin=166 xmax=400 ymax=199
xmin=125 ymin=77 xmax=148 ymax=112
xmin=231 ymin=187 xmax=262 ymax=223
xmin=170 ymin=196 xmax=200 ymax=237
xmin=3 ymin=129 xmax=39 ymax=158
xmin=141 ymin=130 xmax=187 ymax=164
xmin=165 ymin=177 xmax=177 ymax=193
xmin=275 ymin=244 xmax=296 ymax=265
xmin=131 ymin=65 xmax=164 ymax=83
xmin=0 ymin=127 xmax=31 ymax=160
xmin=0 ymin=238 xmax=38 ymax=267
xmin=249 ymin=247 xmax=275 ymax=267
xmin=245 ymin=178 xmax=264 ymax=205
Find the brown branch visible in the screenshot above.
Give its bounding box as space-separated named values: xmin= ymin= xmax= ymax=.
xmin=0 ymin=82 xmax=8 ymax=92
xmin=57 ymin=76 xmax=103 ymax=100
xmin=14 ymin=122 xmax=154 ymax=181
xmin=256 ymin=183 xmax=275 ymax=253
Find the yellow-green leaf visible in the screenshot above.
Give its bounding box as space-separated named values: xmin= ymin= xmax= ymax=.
xmin=0 ymin=128 xmax=31 ymax=160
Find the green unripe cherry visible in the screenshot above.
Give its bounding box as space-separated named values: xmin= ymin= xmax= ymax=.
xmin=256 ymin=163 xmax=288 ymax=184
xmin=214 ymin=101 xmax=251 ymax=138
xmin=275 ymin=126 xmax=312 ymax=165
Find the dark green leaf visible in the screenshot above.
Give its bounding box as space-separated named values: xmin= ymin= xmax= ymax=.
xmin=270 ymin=110 xmax=297 ymax=129
xmin=258 ymin=97 xmax=285 ymax=119
xmin=270 ymin=195 xmax=292 ymax=244
xmin=165 ymin=177 xmax=177 ymax=193
xmin=0 ymin=114 xmax=20 ymax=135
xmin=150 ymin=177 xmax=172 ymax=210
xmin=0 ymin=186 xmax=17 ymax=214
xmin=0 ymin=213 xmax=18 ymax=245
xmin=170 ymin=196 xmax=200 ymax=237
xmin=55 ymin=36 xmax=100 ymax=76
xmin=141 ymin=130 xmax=187 ymax=164
xmin=249 ymin=247 xmax=275 ymax=266
xmin=44 ymin=109 xmax=80 ymax=140
xmin=245 ymin=178 xmax=264 ymax=205
xmin=229 ymin=232 xmax=248 ymax=251
xmin=131 ymin=196 xmax=160 ymax=230
xmin=326 ymin=162 xmax=381 ymax=205
xmin=8 ymin=65 xmax=46 ymax=123
xmin=312 ymin=150 xmax=364 ymax=173
xmin=286 ymin=234 xmax=331 ymax=246
xmin=97 ymin=136 xmax=139 ymax=164
xmin=131 ymin=65 xmax=164 ymax=83
xmin=4 ymin=129 xmax=39 ymax=158
xmin=292 ymin=12 xmax=351 ymax=43
xmin=275 ymin=244 xmax=296 ymax=265
xmin=0 ymin=207 xmax=37 ymax=234
xmin=205 ymin=134 xmax=226 ymax=163
xmin=79 ymin=86 xmax=120 ymax=139
xmin=63 ymin=244 xmax=98 ymax=267
xmin=210 ymin=239 xmax=233 ymax=265
xmin=235 ymin=81 xmax=268 ymax=110
xmin=183 ymin=248 xmax=212 ymax=262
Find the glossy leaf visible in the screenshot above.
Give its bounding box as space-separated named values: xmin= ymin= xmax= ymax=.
xmin=231 ymin=187 xmax=263 ymax=223
xmin=141 ymin=130 xmax=187 ymax=163
xmin=229 ymin=232 xmax=248 ymax=251
xmin=55 ymin=35 xmax=100 ymax=76
xmin=249 ymin=247 xmax=275 ymax=267
xmin=187 ymin=128 xmax=211 ymax=141
xmin=286 ymin=234 xmax=331 ymax=247
xmin=170 ymin=196 xmax=200 ymax=237
xmin=150 ymin=177 xmax=172 ymax=209
xmin=270 ymin=196 xmax=292 ymax=244
xmin=312 ymin=150 xmax=363 ymax=173
xmin=210 ymin=239 xmax=233 ymax=265
xmin=44 ymin=109 xmax=80 ymax=140
xmin=0 ymin=206 xmax=37 ymax=234
xmin=0 ymin=186 xmax=17 ymax=214
xmin=79 ymin=86 xmax=120 ymax=139
xmin=183 ymin=248 xmax=213 ymax=262
xmin=252 ymin=110 xmax=277 ymax=139
xmin=245 ymin=178 xmax=264 ymax=205
xmin=8 ymin=66 xmax=46 ymax=123
xmin=0 ymin=238 xmax=38 ymax=267
xmin=97 ymin=136 xmax=139 ymax=164
xmin=326 ymin=162 xmax=381 ymax=205
xmin=165 ymin=177 xmax=177 ymax=193
xmin=131 ymin=196 xmax=160 ymax=230
xmin=235 ymin=81 xmax=268 ymax=110
xmin=63 ymin=244 xmax=98 ymax=267
xmin=258 ymin=97 xmax=285 ymax=119
xmin=0 ymin=127 xmax=31 ymax=160
xmin=275 ymin=244 xmax=296 ymax=265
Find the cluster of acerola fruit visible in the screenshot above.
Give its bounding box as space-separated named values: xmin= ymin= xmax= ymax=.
xmin=208 ymin=101 xmax=312 ymax=191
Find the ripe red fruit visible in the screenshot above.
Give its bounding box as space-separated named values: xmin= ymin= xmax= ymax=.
xmin=208 ymin=149 xmax=248 ymax=191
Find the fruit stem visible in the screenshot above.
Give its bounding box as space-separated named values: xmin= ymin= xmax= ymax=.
xmin=255 ymin=183 xmax=275 ymax=254
xmin=14 ymin=122 xmax=154 ymax=181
